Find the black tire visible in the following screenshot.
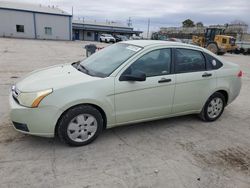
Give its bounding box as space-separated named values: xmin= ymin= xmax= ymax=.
xmin=57 ymin=105 xmax=103 ymax=146
xmin=99 ymin=38 xmax=102 ymax=42
xmin=199 ymin=92 xmax=226 ymax=122
xmin=217 ymin=52 xmax=225 ymax=55
xmin=239 ymin=48 xmax=245 ymax=54
xmin=234 ymin=49 xmax=240 ymax=54
xmin=206 ymin=43 xmax=218 ymax=54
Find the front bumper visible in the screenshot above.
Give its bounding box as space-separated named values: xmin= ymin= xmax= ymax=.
xmin=109 ymin=39 xmax=115 ymax=42
xmin=9 ymin=94 xmax=62 ymax=138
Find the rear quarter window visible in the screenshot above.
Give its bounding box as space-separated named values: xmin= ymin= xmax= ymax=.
xmin=204 ymin=53 xmax=223 ymax=70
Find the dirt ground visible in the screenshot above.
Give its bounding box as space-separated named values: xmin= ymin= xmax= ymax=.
xmin=0 ymin=38 xmax=250 ymax=188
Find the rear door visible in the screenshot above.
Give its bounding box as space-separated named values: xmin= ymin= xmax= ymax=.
xmin=172 ymin=48 xmax=216 ymax=114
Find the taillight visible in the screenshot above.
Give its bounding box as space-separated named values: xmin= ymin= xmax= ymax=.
xmin=237 ymin=70 xmax=243 ymax=77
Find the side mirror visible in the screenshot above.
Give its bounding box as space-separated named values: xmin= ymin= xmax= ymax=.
xmin=119 ymin=70 xmax=146 ymax=82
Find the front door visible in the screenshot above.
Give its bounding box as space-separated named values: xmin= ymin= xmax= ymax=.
xmin=172 ymin=48 xmax=216 ymax=114
xmin=115 ymin=48 xmax=175 ymax=124
xmin=74 ymin=30 xmax=79 ymax=40
xmin=94 ymin=32 xmax=99 ymax=41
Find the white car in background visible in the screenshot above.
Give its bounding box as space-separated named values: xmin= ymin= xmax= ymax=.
xmin=10 ymin=40 xmax=242 ymax=146
xmin=99 ymin=34 xmax=115 ymax=43
xmin=130 ymin=35 xmax=143 ymax=40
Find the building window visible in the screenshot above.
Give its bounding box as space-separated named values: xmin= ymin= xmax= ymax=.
xmin=45 ymin=27 xmax=52 ymax=35
xmin=87 ymin=32 xmax=92 ymax=37
xmin=16 ymin=25 xmax=24 ymax=33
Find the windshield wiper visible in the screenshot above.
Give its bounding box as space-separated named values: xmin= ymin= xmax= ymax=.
xmin=76 ymin=64 xmax=105 ymax=78
xmin=77 ymin=64 xmax=89 ymax=74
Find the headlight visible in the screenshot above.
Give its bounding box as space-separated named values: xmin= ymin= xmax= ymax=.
xmin=14 ymin=88 xmax=53 ymax=108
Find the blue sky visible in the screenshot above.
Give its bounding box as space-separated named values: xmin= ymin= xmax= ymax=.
xmin=7 ymin=0 xmax=250 ymax=32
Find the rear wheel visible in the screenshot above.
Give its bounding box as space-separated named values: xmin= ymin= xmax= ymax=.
xmin=234 ymin=48 xmax=240 ymax=54
xmin=57 ymin=105 xmax=103 ymax=146
xmin=218 ymin=52 xmax=225 ymax=55
xmin=207 ymin=43 xmax=218 ymax=54
xmin=200 ymin=92 xmax=226 ymax=122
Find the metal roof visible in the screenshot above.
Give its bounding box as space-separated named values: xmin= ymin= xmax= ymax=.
xmin=72 ymin=20 xmax=143 ymax=34
xmin=0 ymin=1 xmax=71 ymax=16
xmin=73 ymin=20 xmax=131 ymax=29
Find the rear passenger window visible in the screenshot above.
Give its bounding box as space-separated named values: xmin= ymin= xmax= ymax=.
xmin=204 ymin=53 xmax=223 ymax=70
xmin=174 ymin=49 xmax=206 ymax=73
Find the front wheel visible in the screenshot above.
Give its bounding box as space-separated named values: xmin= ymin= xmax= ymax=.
xmin=199 ymin=92 xmax=226 ymax=122
xmin=57 ymin=105 xmax=103 ymax=146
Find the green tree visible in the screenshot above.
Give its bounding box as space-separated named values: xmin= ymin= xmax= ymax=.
xmin=182 ymin=19 xmax=195 ymax=27
xmin=196 ymin=22 xmax=204 ymax=27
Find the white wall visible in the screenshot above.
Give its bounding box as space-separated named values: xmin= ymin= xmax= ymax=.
xmin=0 ymin=9 xmax=71 ymax=40
xmin=35 ymin=13 xmax=70 ymax=40
xmin=0 ymin=9 xmax=35 ymax=38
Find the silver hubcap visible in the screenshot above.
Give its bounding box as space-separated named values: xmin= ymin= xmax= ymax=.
xmin=207 ymin=97 xmax=223 ymax=119
xmin=67 ymin=114 xmax=98 ymax=142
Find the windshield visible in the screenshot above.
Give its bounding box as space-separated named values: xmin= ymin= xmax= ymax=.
xmin=80 ymin=43 xmax=142 ymax=77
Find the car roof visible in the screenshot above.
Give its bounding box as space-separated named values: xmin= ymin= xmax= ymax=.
xmin=121 ymin=40 xmax=203 ymax=50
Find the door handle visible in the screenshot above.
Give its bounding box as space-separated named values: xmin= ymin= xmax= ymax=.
xmin=202 ymin=72 xmax=212 ymax=77
xmin=158 ymin=78 xmax=172 ymax=83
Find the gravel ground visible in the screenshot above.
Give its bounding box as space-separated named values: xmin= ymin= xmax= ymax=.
xmin=0 ymin=38 xmax=250 ymax=188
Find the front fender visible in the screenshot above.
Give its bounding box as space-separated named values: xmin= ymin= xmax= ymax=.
xmin=58 ymin=98 xmax=115 ymax=126
xmin=41 ymin=77 xmax=116 ymax=128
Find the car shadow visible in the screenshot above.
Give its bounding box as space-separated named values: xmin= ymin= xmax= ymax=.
xmin=4 ymin=114 xmax=205 ymax=149
xmin=105 ymin=114 xmax=201 ymax=133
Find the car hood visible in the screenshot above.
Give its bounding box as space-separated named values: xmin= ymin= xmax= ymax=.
xmin=16 ymin=64 xmax=101 ymax=92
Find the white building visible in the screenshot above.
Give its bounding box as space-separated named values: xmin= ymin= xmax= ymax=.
xmin=72 ymin=20 xmax=142 ymax=41
xmin=0 ymin=1 xmax=72 ymax=40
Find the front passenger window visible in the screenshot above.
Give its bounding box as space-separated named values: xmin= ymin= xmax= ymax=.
xmin=124 ymin=49 xmax=171 ymax=77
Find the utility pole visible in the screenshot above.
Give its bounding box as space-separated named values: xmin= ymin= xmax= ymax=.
xmin=71 ymin=6 xmax=74 ymax=16
xmin=147 ymin=18 xmax=150 ymax=39
xmin=127 ymin=17 xmax=132 ymax=27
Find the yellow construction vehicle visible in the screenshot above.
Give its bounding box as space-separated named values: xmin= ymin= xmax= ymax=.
xmin=192 ymin=28 xmax=236 ymax=55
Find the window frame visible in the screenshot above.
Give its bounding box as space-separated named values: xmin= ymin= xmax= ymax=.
xmin=121 ymin=48 xmax=174 ymax=78
xmin=173 ymin=48 xmax=207 ymax=74
xmin=16 ymin=25 xmax=24 ymax=33
xmin=87 ymin=31 xmax=92 ymax=37
xmin=44 ymin=27 xmax=52 ymax=35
